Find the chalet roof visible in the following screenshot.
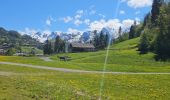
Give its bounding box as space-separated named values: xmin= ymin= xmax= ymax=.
xmin=71 ymin=43 xmax=95 ymax=49
xmin=0 ymin=45 xmax=11 ymax=49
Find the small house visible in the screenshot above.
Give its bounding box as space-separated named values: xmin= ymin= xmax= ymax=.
xmin=68 ymin=43 xmax=95 ymax=52
xmin=0 ymin=43 xmax=11 ymax=55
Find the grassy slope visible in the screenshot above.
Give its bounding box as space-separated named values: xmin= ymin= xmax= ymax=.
xmin=51 ymin=37 xmax=170 ymax=72
xmin=0 ymin=37 xmax=170 ymax=72
xmin=21 ymin=46 xmax=43 ymax=54
xmin=1 ymin=38 xmax=170 ymax=99
xmin=0 ymin=64 xmax=170 ymax=99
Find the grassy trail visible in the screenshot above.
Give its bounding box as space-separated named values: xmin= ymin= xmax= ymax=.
xmin=1 ymin=62 xmax=170 ymax=75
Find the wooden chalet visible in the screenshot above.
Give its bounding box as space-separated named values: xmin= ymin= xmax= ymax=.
xmin=68 ymin=43 xmax=95 ymax=52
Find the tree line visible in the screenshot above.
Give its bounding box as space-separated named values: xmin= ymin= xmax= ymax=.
xmin=43 ymin=36 xmax=65 ymax=55
xmin=93 ymin=30 xmax=110 ymax=50
xmin=138 ymin=0 xmax=170 ymax=61
xmin=115 ymin=0 xmax=170 ymax=60
xmin=125 ymin=0 xmax=170 ymax=61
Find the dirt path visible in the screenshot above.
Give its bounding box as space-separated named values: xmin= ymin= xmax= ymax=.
xmin=1 ymin=61 xmax=170 ymax=75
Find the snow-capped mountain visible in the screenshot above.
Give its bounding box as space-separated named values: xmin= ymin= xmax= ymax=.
xmin=81 ymin=31 xmax=91 ymax=42
xmin=101 ymin=27 xmax=115 ymax=37
xmin=48 ymin=32 xmax=57 ymax=40
xmin=28 ymin=27 xmax=116 ymax=43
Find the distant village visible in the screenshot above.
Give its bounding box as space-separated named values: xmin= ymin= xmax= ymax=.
xmin=0 ymin=41 xmax=96 ymax=56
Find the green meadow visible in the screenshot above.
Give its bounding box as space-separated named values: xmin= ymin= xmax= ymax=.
xmin=21 ymin=46 xmax=43 ymax=54
xmin=1 ymin=38 xmax=170 ymax=72
xmin=1 ymin=38 xmax=170 ymax=99
xmin=1 ymin=64 xmax=170 ymax=100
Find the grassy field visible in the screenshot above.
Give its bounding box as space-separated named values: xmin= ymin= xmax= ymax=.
xmin=21 ymin=46 xmax=43 ymax=54
xmin=1 ymin=37 xmax=170 ymax=99
xmin=0 ymin=64 xmax=170 ymax=99
xmin=1 ymin=37 xmax=170 ymax=72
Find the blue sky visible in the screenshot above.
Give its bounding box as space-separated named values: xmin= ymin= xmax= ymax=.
xmin=0 ymin=0 xmax=152 ymax=34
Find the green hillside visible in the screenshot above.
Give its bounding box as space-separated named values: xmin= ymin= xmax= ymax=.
xmin=21 ymin=46 xmax=43 ymax=54
xmin=0 ymin=27 xmax=43 ymax=54
xmin=50 ymin=37 xmax=170 ymax=72
xmin=1 ymin=37 xmax=170 ymax=72
xmin=1 ymin=37 xmax=170 ymax=99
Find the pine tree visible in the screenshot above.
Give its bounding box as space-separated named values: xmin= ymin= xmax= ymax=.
xmin=138 ymin=32 xmax=150 ymax=54
xmin=43 ymin=39 xmax=49 ymax=55
xmin=143 ymin=13 xmax=151 ymax=28
xmin=54 ymin=35 xmax=66 ymax=53
xmin=151 ymin=0 xmax=163 ymax=26
xmin=129 ymin=20 xmax=137 ymax=39
xmin=105 ymin=33 xmax=109 ymax=47
xmin=93 ymin=31 xmax=99 ymax=49
xmin=118 ymin=26 xmax=122 ymax=41
xmin=48 ymin=41 xmax=53 ymax=54
xmin=154 ymin=4 xmax=170 ymax=60
xmin=134 ymin=20 xmax=137 ymax=26
xmin=54 ymin=35 xmax=61 ymax=53
xmin=43 ymin=39 xmax=53 ymax=55
xmin=129 ymin=25 xmax=135 ymax=39
xmin=99 ymin=31 xmax=105 ymax=49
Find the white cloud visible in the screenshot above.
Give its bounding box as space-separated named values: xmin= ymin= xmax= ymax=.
xmin=106 ymin=19 xmax=122 ymax=30
xmin=88 ymin=18 xmax=139 ymax=38
xmin=63 ymin=16 xmax=73 ymax=23
xmin=46 ymin=19 xmax=51 ymax=26
xmin=122 ymin=19 xmax=135 ymax=29
xmin=46 ymin=17 xmax=52 ymax=26
xmin=74 ymin=19 xmax=83 ymax=26
xmin=127 ymin=0 xmax=152 ymax=8
xmin=84 ymin=19 xmax=90 ymax=25
xmin=46 ymin=16 xmax=56 ymax=26
xmin=61 ymin=9 xmax=84 ymax=26
xmin=59 ymin=5 xmax=107 ymax=28
xmin=120 ymin=10 xmax=125 ymax=14
xmin=89 ymin=18 xmax=138 ymax=32
xmin=89 ymin=19 xmax=106 ymax=31
xmin=75 ymin=10 xmax=84 ymax=20
xmin=75 ymin=14 xmax=81 ymax=19
xmin=89 ymin=19 xmax=122 ymax=31
xmin=75 ymin=10 xmax=84 ymax=19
